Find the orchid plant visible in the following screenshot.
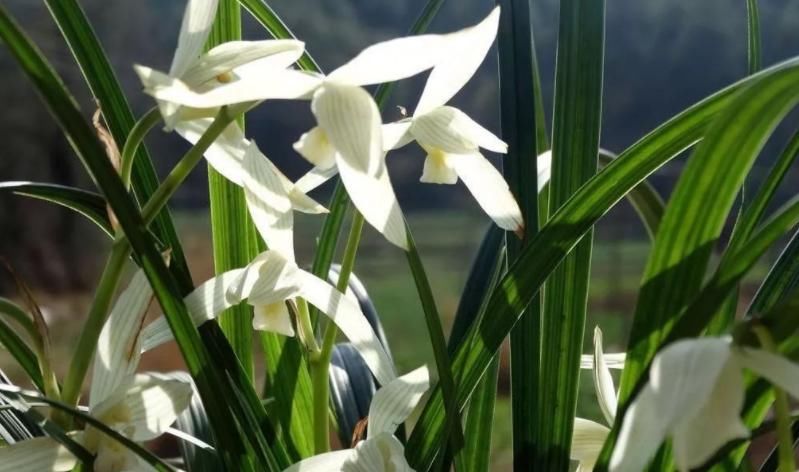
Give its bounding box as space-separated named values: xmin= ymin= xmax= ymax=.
xmin=1 ymin=0 xmax=799 ymax=471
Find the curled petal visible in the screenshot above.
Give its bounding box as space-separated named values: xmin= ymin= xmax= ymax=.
xmin=415 ymin=7 xmax=500 ymax=114
xmin=91 ymin=269 xmax=153 ymax=409
xmin=345 ymin=433 xmax=412 ymax=472
xmin=295 ymin=270 xmax=397 ymax=386
xmin=580 ymin=352 xmax=625 ymax=370
xmin=571 ymin=418 xmax=610 ymax=471
xmin=183 ymin=40 xmax=304 ymax=86
xmin=228 ymin=251 xmax=302 ymax=306
xmin=382 ymin=121 xmax=414 ymax=151
xmin=368 ymin=366 xmax=430 ymax=438
xmin=411 ymin=106 xmax=507 ymax=154
xmin=253 ymin=302 xmax=295 ymax=337
xmin=593 ymin=327 xmax=617 ymax=425
xmin=420 ymin=150 xmax=458 ymax=184
xmin=0 ymin=436 xmax=77 ymax=472
xmin=169 ymin=0 xmax=219 ymax=78
xmin=294 ymin=166 xmax=339 ymax=195
xmin=448 ymin=152 xmax=523 ymax=234
xmin=293 ymin=126 xmax=338 ymax=170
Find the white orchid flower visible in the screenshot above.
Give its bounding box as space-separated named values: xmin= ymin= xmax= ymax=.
xmin=284 ymin=366 xmax=430 ymax=472
xmin=571 ymin=326 xmax=622 ymax=471
xmin=610 ymin=336 xmax=799 ymax=472
xmin=133 ymin=0 xmax=306 ymax=129
xmin=140 ymin=250 xmax=396 ymax=386
xmin=0 ymin=270 xmax=193 ymax=471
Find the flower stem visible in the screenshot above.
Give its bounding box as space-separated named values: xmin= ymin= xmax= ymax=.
xmin=753 ymin=325 xmax=796 ymax=472
xmin=310 ymin=210 xmax=365 ymax=453
xmin=60 ymin=107 xmax=240 ymax=409
xmin=119 ymin=107 xmax=160 ymax=189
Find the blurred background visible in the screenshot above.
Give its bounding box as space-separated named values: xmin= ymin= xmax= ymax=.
xmin=1 ymin=0 xmax=798 ymax=468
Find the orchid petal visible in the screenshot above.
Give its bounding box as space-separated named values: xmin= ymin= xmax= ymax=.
xmin=368 ymin=366 xmax=430 ymax=438
xmin=593 ymin=327 xmax=617 ymax=425
xmin=420 ymin=150 xmax=458 ymax=184
xmin=382 ymin=121 xmax=414 ymax=151
xmin=671 ymin=359 xmax=748 ymax=471
xmin=411 ymin=106 xmax=507 ymax=154
xmin=295 ymin=270 xmax=397 ymax=386
xmin=288 ymin=187 xmax=328 ymax=214
xmin=183 ymin=40 xmax=304 ymax=86
xmin=169 ymin=0 xmax=219 ymax=78
xmin=147 ymin=68 xmax=322 ymax=108
xmin=140 ymin=269 xmax=245 ymax=351
xmin=90 ymin=269 xmax=153 ymax=409
xmin=133 ymin=65 xmax=185 ymax=128
xmin=571 ymin=418 xmax=609 ymax=472
xmin=293 ymin=126 xmax=338 ymax=170
xmin=327 ymin=35 xmax=449 ymax=86
xmin=118 ymin=373 xmax=193 ymax=441
xmin=231 ymin=251 xmax=303 ymax=306
xmin=448 ymin=152 xmax=523 ymax=233
xmin=415 ymin=7 xmax=500 ymax=114
xmin=243 ymin=143 xmax=295 ymax=259
xmin=175 ymin=119 xmax=249 ymax=186
xmin=283 ymin=450 xmax=352 ymax=472
xmin=294 ymin=166 xmax=339 ymax=194
xmin=0 ymin=437 xmax=77 ymax=471
xmin=253 ymin=302 xmax=295 ymax=337
xmin=736 ymin=347 xmax=799 ymax=398
xmin=344 ymin=434 xmax=412 ymax=472
xmin=610 ymin=338 xmax=734 ymax=472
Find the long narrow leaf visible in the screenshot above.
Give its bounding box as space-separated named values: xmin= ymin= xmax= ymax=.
xmin=44 ymin=0 xmax=191 ymax=284
xmin=405 ymin=54 xmax=799 ymax=472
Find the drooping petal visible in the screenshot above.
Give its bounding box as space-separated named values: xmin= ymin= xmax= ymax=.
xmin=175 ymin=119 xmax=249 ymax=185
xmin=283 ymin=449 xmax=352 ymax=472
xmin=294 ymin=165 xmax=339 ymax=194
xmin=295 ymin=270 xmax=397 ymax=386
xmin=90 ymin=269 xmax=153 ymax=409
xmin=312 ymin=83 xmax=408 ymax=249
xmin=420 ymin=150 xmax=458 ymax=184
xmin=411 ymin=106 xmax=507 ymax=154
xmin=147 ymin=68 xmax=322 ymax=108
xmin=117 ymin=373 xmax=193 ymax=442
xmin=253 ymin=302 xmax=295 ymax=337
xmin=448 ymin=152 xmax=523 ymax=234
xmin=382 ymin=121 xmax=414 ymax=151
xmin=610 ymin=338 xmax=734 ymax=472
xmin=367 ymin=366 xmax=430 ymax=438
xmin=293 ymin=126 xmax=338 ymax=170
xmin=538 ymin=150 xmax=552 ymax=192
xmin=571 ymin=418 xmax=609 ymax=472
xmin=182 ymin=40 xmax=304 ymax=87
xmin=0 ymin=436 xmax=77 ymax=472
xmin=327 ymin=34 xmax=449 ymax=86
xmin=133 ymin=65 xmax=185 ymax=128
xmin=230 ymin=251 xmax=303 ymax=307
xmin=414 ymin=7 xmax=500 ymax=114
xmin=288 ymin=187 xmax=328 ymax=214
xmin=736 ymin=347 xmax=799 ymax=398
xmin=593 ymin=327 xmax=617 ymax=425
xmin=580 ymin=352 xmax=625 ymax=370
xmin=671 ymin=358 xmax=748 ymax=471
xmin=169 ymin=0 xmax=219 ymax=78
xmin=344 ymin=433 xmax=413 ymax=472
xmin=242 ymin=143 xmax=295 ymax=259
xmin=140 ymin=269 xmax=245 ymax=352
xmin=312 ymin=83 xmax=383 ymax=176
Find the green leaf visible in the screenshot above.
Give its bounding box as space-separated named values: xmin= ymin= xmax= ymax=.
xmin=747 ymin=0 xmax=762 ymax=75
xmin=0 ymin=319 xmax=42 ymax=393
xmin=597 ymin=60 xmax=799 ymax=472
xmin=536 ymin=0 xmax=605 ymax=468
xmin=174 ymin=373 xmax=222 ymax=472
xmin=598 ymin=151 xmax=664 ymax=239
xmin=43 ymin=0 xmax=192 ymax=285
xmin=0 ymin=181 xmax=113 ymax=237
xmin=495 ymin=0 xmax=543 ymax=465
xmin=462 ymin=359 xmax=499 ymax=472
xmin=0 ymin=8 xmax=279 ymax=470
xmin=0 ymin=384 xmax=174 ymax=471
xmin=406 ymin=53 xmax=797 ymax=472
